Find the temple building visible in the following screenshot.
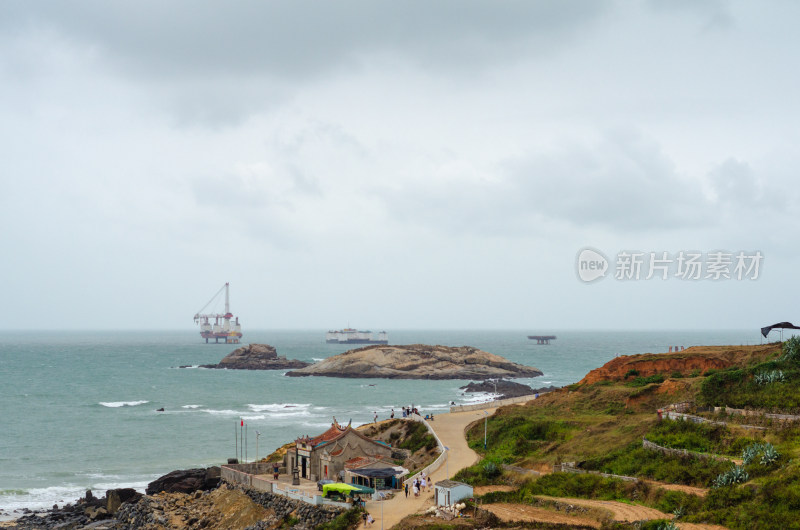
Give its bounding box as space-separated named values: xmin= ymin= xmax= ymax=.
xmin=284 ymin=418 xmax=394 ymax=482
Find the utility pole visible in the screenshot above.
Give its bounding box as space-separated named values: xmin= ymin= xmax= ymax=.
xmin=483 ymin=410 xmax=489 ymax=450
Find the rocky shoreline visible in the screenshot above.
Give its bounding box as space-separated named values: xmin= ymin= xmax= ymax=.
xmin=1 ymin=468 xmax=345 ymax=530
xmin=460 ymin=379 xmax=560 ymax=399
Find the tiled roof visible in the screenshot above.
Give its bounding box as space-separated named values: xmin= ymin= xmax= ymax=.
xmin=308 ymin=423 xmax=349 ymax=447
xmin=345 ymin=456 xmax=373 ymax=469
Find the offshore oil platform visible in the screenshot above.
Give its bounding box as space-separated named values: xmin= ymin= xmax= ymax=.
xmin=193 ymin=282 xmax=243 ymax=343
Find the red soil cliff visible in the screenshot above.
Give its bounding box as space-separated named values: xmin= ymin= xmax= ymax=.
xmin=579 ymin=344 xmax=781 ymax=385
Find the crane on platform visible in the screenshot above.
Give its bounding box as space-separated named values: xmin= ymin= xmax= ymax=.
xmin=193 ymin=282 xmax=243 ymax=343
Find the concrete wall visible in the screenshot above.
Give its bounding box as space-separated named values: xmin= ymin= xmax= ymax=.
xmin=449 ymin=393 xmax=541 ymax=413
xmin=403 ymin=415 xmax=446 ymax=487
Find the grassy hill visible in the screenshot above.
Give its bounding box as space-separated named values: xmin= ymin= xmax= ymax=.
xmin=452 ymin=339 xmax=800 ymax=529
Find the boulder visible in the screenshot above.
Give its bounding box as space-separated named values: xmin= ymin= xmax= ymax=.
xmin=199 ymin=344 xmax=310 ymax=370
xmin=146 ymin=467 xmax=220 ymax=495
xmin=106 ymin=488 xmax=142 ymax=514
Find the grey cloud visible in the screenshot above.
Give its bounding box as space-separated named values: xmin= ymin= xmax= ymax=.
xmin=379 ymin=131 xmax=711 ymax=236
xmin=0 ymin=1 xmax=610 ymax=81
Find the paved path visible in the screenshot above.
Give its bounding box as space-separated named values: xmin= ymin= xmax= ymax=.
xmin=364 ymin=408 xmax=497 ymax=529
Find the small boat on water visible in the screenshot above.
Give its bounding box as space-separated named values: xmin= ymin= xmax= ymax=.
xmin=326 ymin=328 xmax=388 ymax=344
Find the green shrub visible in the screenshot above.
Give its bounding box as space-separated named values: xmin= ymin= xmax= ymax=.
xmin=398 ymin=421 xmax=436 ymax=453
xmin=712 ymin=465 xmax=749 ymax=488
xmin=582 ymin=443 xmax=729 ymax=486
xmin=782 ymin=336 xmax=800 ymax=363
xmin=627 ymin=374 xmax=666 ymax=387
xmin=316 ymin=507 xmax=364 ymax=530
xmin=452 ymin=457 xmax=505 ymax=486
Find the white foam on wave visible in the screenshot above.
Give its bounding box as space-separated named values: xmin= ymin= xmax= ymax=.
xmin=0 ymin=477 xmax=150 ymax=515
xmin=311 ymin=358 xmax=325 ymax=362
xmin=99 ymin=400 xmax=149 ymax=408
xmin=201 ymin=408 xmax=241 ymax=416
xmin=182 ymin=405 xmax=202 ymax=409
xmin=247 ymin=403 xmax=311 ymax=412
xmin=460 ymin=392 xmax=498 ymax=404
xmin=241 ymin=414 xmax=266 ymax=421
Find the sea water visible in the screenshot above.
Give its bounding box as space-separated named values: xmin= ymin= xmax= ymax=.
xmin=0 ymin=329 xmax=762 ymax=514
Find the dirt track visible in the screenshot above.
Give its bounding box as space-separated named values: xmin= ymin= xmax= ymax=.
xmin=537 ymin=495 xmax=669 ymax=523
xmin=644 ymin=479 xmax=709 ymax=497
xmin=484 ymin=503 xmax=601 ymax=528
xmin=489 ymin=497 xmax=727 ymax=529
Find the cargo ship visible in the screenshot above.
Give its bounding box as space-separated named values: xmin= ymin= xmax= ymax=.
xmin=193 ymin=282 xmax=243 ymax=343
xmin=325 ymin=328 xmax=388 ymax=344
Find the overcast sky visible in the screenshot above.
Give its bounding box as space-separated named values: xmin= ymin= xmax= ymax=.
xmin=1 ymin=1 xmax=798 ymax=331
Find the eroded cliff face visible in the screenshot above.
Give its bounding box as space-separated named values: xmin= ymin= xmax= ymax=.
xmin=579 ymin=344 xmax=780 ymax=385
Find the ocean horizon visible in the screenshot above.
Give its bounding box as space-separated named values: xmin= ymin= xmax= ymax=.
xmin=0 ymin=328 xmax=772 ymax=516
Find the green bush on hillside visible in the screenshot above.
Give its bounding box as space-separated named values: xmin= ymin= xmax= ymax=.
xmin=582 ymin=443 xmax=730 ymax=486
xmin=699 ymin=362 xmax=800 ymax=410
xmin=397 ymin=421 xmax=436 ymax=453
xmin=782 ymin=336 xmax=800 ymax=363
xmin=646 ymin=418 xmax=755 ymax=456
xmin=452 ymin=457 xmax=505 ymax=486
xmin=626 ymin=374 xmax=666 ymax=387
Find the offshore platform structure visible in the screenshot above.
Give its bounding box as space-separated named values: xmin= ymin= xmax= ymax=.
xmin=193 ymin=282 xmax=243 ymax=343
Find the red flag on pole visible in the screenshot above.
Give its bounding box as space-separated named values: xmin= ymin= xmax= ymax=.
xmin=241 ymin=419 xmax=244 ymax=427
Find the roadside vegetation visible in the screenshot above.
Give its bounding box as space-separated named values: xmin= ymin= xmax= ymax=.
xmin=452 ymin=340 xmax=800 ymax=529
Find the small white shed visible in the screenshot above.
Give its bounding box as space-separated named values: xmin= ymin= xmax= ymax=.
xmin=434 ymin=479 xmax=473 ymax=506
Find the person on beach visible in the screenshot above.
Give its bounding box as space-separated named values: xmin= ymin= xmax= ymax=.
xmin=421 ymin=476 xmax=427 ymax=492
xmin=404 ymin=483 xmax=408 ymax=498
xmin=413 ymin=481 xmax=419 ymax=497
xmin=366 ymin=513 xmax=374 ymax=526
xmin=374 ymin=411 xmax=378 ymax=423
xmin=391 ymin=408 xmax=394 ymax=419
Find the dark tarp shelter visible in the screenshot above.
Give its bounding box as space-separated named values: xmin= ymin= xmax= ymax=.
xmin=349 ymin=467 xmax=404 ymax=489
xmin=761 ymin=322 xmax=800 ymax=338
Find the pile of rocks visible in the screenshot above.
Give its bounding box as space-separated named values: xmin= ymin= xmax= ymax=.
xmin=239 ymin=485 xmax=344 ymax=527
xmin=146 ymin=467 xmax=221 ymax=495
xmin=6 ymin=488 xmax=141 ymax=529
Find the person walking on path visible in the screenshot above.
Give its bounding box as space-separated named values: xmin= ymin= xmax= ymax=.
xmin=404 ymin=483 xmax=408 ymax=498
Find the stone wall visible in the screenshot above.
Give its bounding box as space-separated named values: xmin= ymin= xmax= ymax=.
xmin=552 ymin=463 xmax=638 ymax=482
xmin=715 ymin=406 xmax=800 ymax=422
xmin=235 ymin=485 xmax=344 ymax=527
xmin=642 ymin=438 xmax=732 ymax=462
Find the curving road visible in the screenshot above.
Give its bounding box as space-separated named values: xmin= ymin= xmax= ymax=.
xmin=364 ymin=408 xmax=497 ymax=529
